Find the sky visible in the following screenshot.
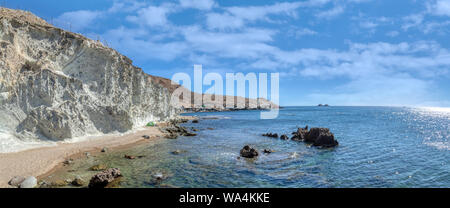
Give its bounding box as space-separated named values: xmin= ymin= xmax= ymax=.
xmin=6 ymin=0 xmax=450 ymax=106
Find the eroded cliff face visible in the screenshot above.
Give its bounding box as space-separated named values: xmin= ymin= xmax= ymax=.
xmin=0 ymin=8 xmax=176 ymax=142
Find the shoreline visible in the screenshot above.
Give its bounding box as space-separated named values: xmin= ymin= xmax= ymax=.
xmin=0 ymin=116 xmax=197 ymax=188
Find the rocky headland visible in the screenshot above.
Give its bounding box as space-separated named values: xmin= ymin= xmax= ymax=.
xmin=0 ymin=7 xmax=277 ymax=187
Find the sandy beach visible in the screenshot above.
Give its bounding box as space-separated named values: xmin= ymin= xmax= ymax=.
xmin=0 ymin=126 xmax=166 ymax=188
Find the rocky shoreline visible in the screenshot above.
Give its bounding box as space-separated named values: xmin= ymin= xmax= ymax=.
xmin=8 ymin=116 xmax=198 ymax=188
xmin=240 ymin=126 xmax=339 ymax=159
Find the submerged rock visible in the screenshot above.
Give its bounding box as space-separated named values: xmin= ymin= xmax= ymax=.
xmin=90 ymin=164 xmax=108 ymax=171
xmin=72 ymin=176 xmax=85 ymax=187
xmin=19 ymin=176 xmax=37 ymax=188
xmin=51 ymin=180 xmax=69 ymax=187
xmin=171 ymin=150 xmax=187 ymax=155
xmin=240 ymin=145 xmax=259 ymax=158
xmin=124 ymin=155 xmax=136 ymax=159
xmin=63 ymin=159 xmax=74 ymax=165
xmin=8 ymin=176 xmax=26 ymax=187
xmin=88 ymin=168 xmax=122 ymax=188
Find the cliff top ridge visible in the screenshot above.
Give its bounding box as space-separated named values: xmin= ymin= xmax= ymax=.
xmin=0 ymin=7 xmax=52 ymax=27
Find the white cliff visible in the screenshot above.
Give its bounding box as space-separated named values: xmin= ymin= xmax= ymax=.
xmin=0 ymin=8 xmax=176 ymax=151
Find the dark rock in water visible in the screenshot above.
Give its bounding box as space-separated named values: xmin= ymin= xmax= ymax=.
xmin=280 ymin=134 xmax=289 ymax=140
xmin=263 ymin=149 xmax=274 ymax=154
xmin=291 ymin=126 xmax=309 ymax=141
xmin=192 ymin=120 xmax=199 ymax=123
xmin=88 ymin=168 xmax=122 ymax=188
xmin=262 ymin=133 xmax=278 ymax=138
xmin=240 ymin=145 xmax=259 ymax=158
xmin=311 ymin=129 xmax=338 ymax=148
xmin=90 ymin=164 xmax=108 ymax=171
xmin=142 ymin=135 xmax=150 ymax=139
xmin=72 ymin=176 xmax=85 ymax=187
xmin=8 ymin=176 xmax=26 ymax=187
xmin=290 ymin=126 xmax=338 ymax=147
xmin=306 ymin=128 xmax=338 ymax=147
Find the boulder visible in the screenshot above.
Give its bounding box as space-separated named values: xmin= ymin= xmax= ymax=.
xmin=8 ymin=176 xmax=26 ymax=187
xmin=142 ymin=135 xmax=150 ymax=139
xmin=263 ymin=149 xmax=274 ymax=154
xmin=290 ymin=126 xmax=338 ymax=148
xmin=313 ymin=130 xmax=339 ymax=148
xmin=51 ymin=180 xmax=69 ymax=187
xmin=192 ymin=120 xmax=199 ymax=123
xmin=72 ymin=176 xmax=85 ymax=187
xmin=306 ymin=128 xmax=338 ymax=148
xmin=240 ymin=145 xmax=259 ymax=158
xmin=280 ymin=134 xmax=289 ymax=140
xmin=88 ymin=168 xmax=122 ymax=188
xmin=19 ymin=176 xmax=37 ymax=188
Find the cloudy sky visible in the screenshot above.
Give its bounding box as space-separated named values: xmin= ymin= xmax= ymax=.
xmin=9 ymin=0 xmax=450 ymax=106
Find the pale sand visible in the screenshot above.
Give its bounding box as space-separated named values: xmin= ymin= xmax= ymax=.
xmin=0 ymin=127 xmax=164 ymax=188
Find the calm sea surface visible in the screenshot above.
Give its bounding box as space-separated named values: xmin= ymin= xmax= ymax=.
xmin=48 ymin=107 xmax=450 ymax=188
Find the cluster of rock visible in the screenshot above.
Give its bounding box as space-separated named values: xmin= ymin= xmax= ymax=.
xmin=291 ymin=126 xmax=339 ymax=148
xmin=262 ymin=126 xmax=338 ymax=148
xmin=242 ymin=126 xmax=339 ymax=159
xmin=159 ymin=124 xmax=197 ymax=139
xmin=262 ymin=133 xmax=278 ymax=138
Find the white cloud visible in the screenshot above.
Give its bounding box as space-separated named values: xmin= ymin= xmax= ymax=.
xmin=108 ymin=0 xmax=146 ymax=13
xmin=205 ymin=2 xmax=305 ymax=30
xmin=126 ymin=5 xmax=174 ymax=27
xmin=206 ymin=13 xmax=244 ymax=29
xmin=427 ymin=0 xmax=450 ymax=16
xmin=54 ymin=10 xmax=103 ymax=31
xmin=316 ymin=5 xmax=345 ymax=19
xmin=102 ymin=26 xmax=188 ymax=61
xmin=294 ymin=28 xmax=318 ymax=38
xmin=179 ymin=0 xmax=216 ymax=10
xmin=386 ymin=31 xmax=399 ymax=37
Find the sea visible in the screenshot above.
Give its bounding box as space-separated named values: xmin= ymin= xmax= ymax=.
xmin=45 ymin=106 xmax=450 ymax=188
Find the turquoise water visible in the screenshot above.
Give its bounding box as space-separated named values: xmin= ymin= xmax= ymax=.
xmin=50 ymin=107 xmax=450 ymax=188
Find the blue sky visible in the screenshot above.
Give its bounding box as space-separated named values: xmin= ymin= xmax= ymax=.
xmin=7 ymin=0 xmax=450 ymax=106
